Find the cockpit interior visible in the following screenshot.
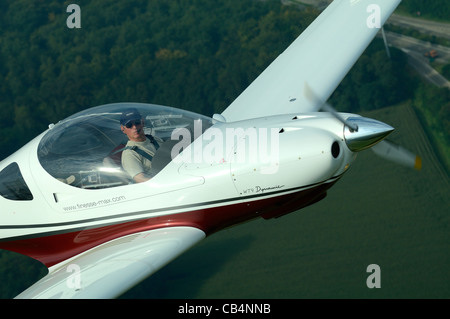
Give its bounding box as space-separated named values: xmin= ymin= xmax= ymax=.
xmin=34 ymin=103 xmax=212 ymax=190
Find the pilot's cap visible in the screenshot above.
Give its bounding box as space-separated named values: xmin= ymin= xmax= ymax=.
xmin=120 ymin=108 xmax=142 ymax=126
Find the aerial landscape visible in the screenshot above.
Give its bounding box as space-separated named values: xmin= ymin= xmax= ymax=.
xmin=0 ymin=0 xmax=448 ymax=299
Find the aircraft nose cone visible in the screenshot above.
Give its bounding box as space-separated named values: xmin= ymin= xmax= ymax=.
xmin=344 ymin=117 xmax=394 ymax=152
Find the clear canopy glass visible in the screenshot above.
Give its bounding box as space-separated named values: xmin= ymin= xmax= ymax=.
xmin=37 ymin=103 xmax=212 ymax=189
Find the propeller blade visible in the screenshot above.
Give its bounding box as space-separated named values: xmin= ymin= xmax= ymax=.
xmin=303 ymin=82 xmax=420 ymax=170
xmin=304 ymin=82 xmax=359 ymax=131
xmin=381 ymin=27 xmax=391 ymax=59
xmin=372 ymin=140 xmax=422 ymax=170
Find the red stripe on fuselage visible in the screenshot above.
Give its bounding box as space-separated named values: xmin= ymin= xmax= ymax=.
xmin=0 ymin=182 xmax=334 ymax=267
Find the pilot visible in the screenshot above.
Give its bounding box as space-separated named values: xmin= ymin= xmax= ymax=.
xmin=120 ymin=108 xmax=160 ymax=183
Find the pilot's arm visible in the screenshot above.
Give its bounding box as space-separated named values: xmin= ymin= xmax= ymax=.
xmin=121 ymin=149 xmax=152 ymax=183
xmin=132 ymin=172 xmax=151 ymax=183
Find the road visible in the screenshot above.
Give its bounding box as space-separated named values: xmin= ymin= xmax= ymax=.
xmin=382 ymin=31 xmax=450 ymax=88
xmin=292 ymin=0 xmax=450 ymax=41
xmin=404 ymin=50 xmax=450 ymax=88
xmin=388 ymin=13 xmax=450 ymax=40
xmin=289 ymin=0 xmax=450 ymax=88
xmin=383 ymin=31 xmax=450 ymax=63
xmin=384 ymin=14 xmax=450 ymax=88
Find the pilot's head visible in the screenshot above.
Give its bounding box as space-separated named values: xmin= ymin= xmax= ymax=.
xmin=120 ymin=108 xmax=146 ymax=142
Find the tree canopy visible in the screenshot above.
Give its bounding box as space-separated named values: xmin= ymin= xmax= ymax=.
xmin=0 ymin=0 xmax=318 ymax=158
xmin=0 ymin=0 xmax=445 ymax=161
xmin=398 ymin=0 xmax=450 ymax=21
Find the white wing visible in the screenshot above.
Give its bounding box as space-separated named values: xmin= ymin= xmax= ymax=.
xmin=221 ymin=0 xmax=402 ymax=122
xmin=15 ymin=227 xmax=205 ymax=299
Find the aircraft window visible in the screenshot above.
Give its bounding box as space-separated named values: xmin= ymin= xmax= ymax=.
xmin=0 ymin=162 xmax=33 ymax=201
xmin=37 ymin=103 xmax=212 ymax=189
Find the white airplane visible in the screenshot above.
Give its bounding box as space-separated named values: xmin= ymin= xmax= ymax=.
xmin=0 ymin=0 xmax=420 ymax=298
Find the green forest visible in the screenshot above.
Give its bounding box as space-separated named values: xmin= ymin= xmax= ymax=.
xmin=397 ymin=0 xmax=450 ymax=21
xmin=0 ymin=0 xmax=449 ymax=298
xmin=0 ymin=0 xmax=448 ymax=161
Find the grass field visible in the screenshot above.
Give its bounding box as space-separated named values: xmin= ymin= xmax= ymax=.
xmin=122 ymin=103 xmax=450 ymax=299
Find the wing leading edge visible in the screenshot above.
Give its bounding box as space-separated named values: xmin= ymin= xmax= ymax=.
xmin=15 ymin=227 xmax=205 ymax=299
xmin=221 ymin=0 xmax=402 ymax=122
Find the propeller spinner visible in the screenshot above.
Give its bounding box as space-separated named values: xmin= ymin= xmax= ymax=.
xmin=343 ymin=117 xmax=394 ymax=152
xmin=304 ymin=82 xmax=421 ymax=170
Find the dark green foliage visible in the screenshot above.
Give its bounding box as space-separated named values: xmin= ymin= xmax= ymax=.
xmin=0 ymin=0 xmax=316 ymax=160
xmin=413 ymin=82 xmax=450 ymax=146
xmin=399 ymin=0 xmax=450 ymax=21
xmin=442 ymin=64 xmax=450 ymax=80
xmin=329 ymin=41 xmax=415 ymax=113
xmin=0 ymin=0 xmax=447 ymax=161
xmin=0 ymin=0 xmax=438 ymax=162
xmin=0 ymin=250 xmax=47 ymax=298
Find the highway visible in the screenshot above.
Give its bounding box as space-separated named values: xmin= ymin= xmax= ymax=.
xmin=289 ymin=0 xmax=450 ymax=89
xmin=388 ymin=13 xmax=450 ymax=41
xmin=383 ymin=31 xmax=450 ymax=88
xmin=405 ymin=51 xmax=450 ymax=88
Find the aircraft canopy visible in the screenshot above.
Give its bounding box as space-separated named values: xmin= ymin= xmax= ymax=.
xmin=37 ymin=103 xmax=212 ymax=189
